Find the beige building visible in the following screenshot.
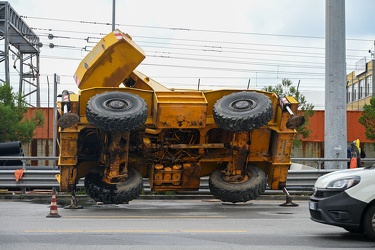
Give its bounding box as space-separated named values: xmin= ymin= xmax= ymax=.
xmin=347 ymin=59 xmax=374 ymax=110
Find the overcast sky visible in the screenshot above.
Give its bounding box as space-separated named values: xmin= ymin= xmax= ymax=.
xmin=2 ymin=0 xmax=375 ymax=109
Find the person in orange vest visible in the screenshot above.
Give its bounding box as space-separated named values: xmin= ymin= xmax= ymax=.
xmin=347 ymin=139 xmax=365 ymax=169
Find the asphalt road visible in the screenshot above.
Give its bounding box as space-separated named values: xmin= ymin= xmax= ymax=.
xmin=0 ymin=198 xmax=374 ymax=250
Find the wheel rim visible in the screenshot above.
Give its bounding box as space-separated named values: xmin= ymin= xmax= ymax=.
xmin=372 ymin=213 xmax=375 ymax=231
xmin=104 ymin=99 xmax=132 ymax=111
xmin=228 ymin=99 xmax=256 ymax=112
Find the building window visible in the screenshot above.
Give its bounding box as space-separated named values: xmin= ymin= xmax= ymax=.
xmin=347 ymin=84 xmax=352 ymax=103
xmin=353 ymin=83 xmax=357 ymax=101
xmin=359 ymin=79 xmax=364 ymax=99
xmin=367 ymin=75 xmax=372 ymax=97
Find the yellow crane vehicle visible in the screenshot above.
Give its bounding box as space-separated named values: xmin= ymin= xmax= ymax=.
xmin=57 ymin=29 xmax=305 ymax=206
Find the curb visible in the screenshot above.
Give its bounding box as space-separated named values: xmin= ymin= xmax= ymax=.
xmin=0 ymin=190 xmax=312 ymax=204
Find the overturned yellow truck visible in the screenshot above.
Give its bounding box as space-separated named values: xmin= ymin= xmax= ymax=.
xmin=57 ymin=29 xmax=304 ymax=205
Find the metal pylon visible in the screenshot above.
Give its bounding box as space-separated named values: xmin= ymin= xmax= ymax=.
xmin=0 ymin=2 xmax=41 ymax=107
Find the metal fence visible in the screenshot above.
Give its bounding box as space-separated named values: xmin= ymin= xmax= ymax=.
xmin=0 ymin=167 xmax=334 ymax=194
xmin=0 ymin=169 xmax=330 ymax=193
xmin=291 ymin=158 xmax=375 ymax=169
xmin=2 ymin=156 xmax=372 ymax=194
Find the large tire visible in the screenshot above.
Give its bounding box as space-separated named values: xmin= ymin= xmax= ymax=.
xmin=363 ymin=203 xmax=375 ymax=241
xmin=84 ymin=167 xmax=143 ymax=204
xmin=213 ymin=91 xmax=273 ymax=131
xmin=209 ymin=166 xmax=267 ymax=203
xmin=86 ymin=91 xmax=148 ymax=132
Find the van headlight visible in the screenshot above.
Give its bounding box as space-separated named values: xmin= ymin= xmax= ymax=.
xmin=327 ymin=176 xmax=360 ymax=190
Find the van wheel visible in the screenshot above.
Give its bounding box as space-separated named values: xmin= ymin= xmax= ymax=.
xmin=209 ymin=166 xmax=267 ymax=203
xmin=213 ymin=91 xmax=273 ymax=132
xmin=84 ymin=167 xmax=143 ymax=204
xmin=363 ymin=203 xmax=375 ymax=240
xmin=86 ymin=91 xmax=148 ymax=132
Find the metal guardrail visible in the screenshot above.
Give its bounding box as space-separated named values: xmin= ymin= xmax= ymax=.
xmin=5 ymin=156 xmax=375 ymax=167
xmin=292 ymin=158 xmax=375 ymax=169
xmin=0 ymin=156 xmax=58 ymax=160
xmin=0 ymin=170 xmax=60 ymax=189
xmin=0 ymin=168 xmax=333 ymax=193
xmin=1 ymin=156 xmax=364 ymax=193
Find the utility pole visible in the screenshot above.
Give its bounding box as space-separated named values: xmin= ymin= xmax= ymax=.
xmin=112 ymin=0 xmax=116 ymax=31
xmin=53 ymin=74 xmax=60 ymax=168
xmin=325 ymin=0 xmax=347 ymax=169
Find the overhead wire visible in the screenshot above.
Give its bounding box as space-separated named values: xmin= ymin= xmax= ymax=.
xmin=22 ymin=15 xmax=375 ymax=42
xmin=18 ymin=15 xmax=373 ymax=90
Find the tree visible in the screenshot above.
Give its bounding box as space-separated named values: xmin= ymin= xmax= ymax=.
xmin=263 ymin=79 xmax=315 ymax=147
xmin=358 ymin=97 xmax=375 ymax=146
xmin=0 ymin=83 xmax=44 ymax=144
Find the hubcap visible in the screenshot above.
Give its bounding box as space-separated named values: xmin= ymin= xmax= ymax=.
xmin=229 ymin=99 xmax=255 ymax=111
xmin=105 ymin=99 xmax=131 ymax=110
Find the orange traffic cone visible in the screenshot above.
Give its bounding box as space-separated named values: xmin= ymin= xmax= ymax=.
xmin=46 ymin=192 xmax=61 ymax=218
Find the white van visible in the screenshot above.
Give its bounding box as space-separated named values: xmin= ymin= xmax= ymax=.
xmin=309 ymin=166 xmax=375 ymax=240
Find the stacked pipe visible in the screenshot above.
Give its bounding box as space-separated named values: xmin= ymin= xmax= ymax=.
xmin=0 ymin=141 xmax=23 ymax=166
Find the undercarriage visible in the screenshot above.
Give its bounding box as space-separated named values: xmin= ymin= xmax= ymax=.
xmin=57 ymin=29 xmax=304 ymax=206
